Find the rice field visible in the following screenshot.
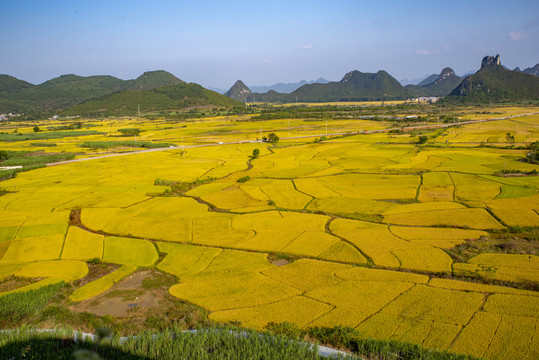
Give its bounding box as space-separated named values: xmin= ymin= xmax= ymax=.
xmin=0 ymin=106 xmax=538 ymax=359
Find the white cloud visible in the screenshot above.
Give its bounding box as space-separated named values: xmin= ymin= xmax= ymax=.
xmin=299 ymin=45 xmax=313 ymax=50
xmin=415 ymin=49 xmax=441 ymax=56
xmin=509 ymin=31 xmax=528 ymax=41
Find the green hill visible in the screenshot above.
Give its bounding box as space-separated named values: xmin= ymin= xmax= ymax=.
xmin=0 ymin=74 xmax=35 ymax=92
xmin=444 ymin=55 xmax=539 ymax=103
xmin=225 ymin=80 xmax=252 ymax=102
xmin=126 ymin=70 xmax=184 ymax=90
xmin=0 ymin=71 xmax=184 ymax=114
xmin=406 ymin=68 xmax=462 ymax=97
xmin=62 ymin=82 xmax=243 ymax=116
xmin=285 ymin=70 xmax=410 ymax=102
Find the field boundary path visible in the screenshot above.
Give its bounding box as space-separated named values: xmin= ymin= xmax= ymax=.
xmin=46 ymin=111 xmax=539 ymax=167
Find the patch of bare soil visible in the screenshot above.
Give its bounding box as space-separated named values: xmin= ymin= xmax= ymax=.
xmin=71 ymin=270 xmax=177 ymax=318
xmin=271 ymin=259 xmax=290 ymax=266
xmin=0 ymin=276 xmax=39 ymax=292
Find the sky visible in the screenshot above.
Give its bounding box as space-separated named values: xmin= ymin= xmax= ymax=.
xmin=1 ymin=0 xmax=538 ymax=89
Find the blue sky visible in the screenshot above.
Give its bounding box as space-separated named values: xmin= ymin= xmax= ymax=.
xmin=1 ymin=0 xmax=538 ymax=89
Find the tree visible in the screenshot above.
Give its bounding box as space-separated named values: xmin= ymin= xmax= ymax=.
xmin=506 ymin=132 xmax=515 ymax=144
xmin=252 ymin=148 xmax=260 ymax=158
xmin=267 ymin=133 xmax=279 ymax=143
xmin=33 ymin=126 xmax=40 ymax=132
xmin=0 ymin=150 xmax=8 ymax=161
xmin=418 ymin=135 xmax=428 ymax=144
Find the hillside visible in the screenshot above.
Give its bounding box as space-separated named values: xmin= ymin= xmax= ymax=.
xmin=406 ymin=67 xmax=462 ymax=97
xmin=62 ymin=82 xmax=243 ymax=116
xmin=445 ymin=55 xmax=539 ymax=103
xmin=225 ymin=80 xmax=252 ymax=102
xmin=283 ymin=70 xmax=410 ymax=102
xmin=0 ymin=71 xmax=184 ymax=114
xmin=126 ymin=70 xmax=184 ymax=90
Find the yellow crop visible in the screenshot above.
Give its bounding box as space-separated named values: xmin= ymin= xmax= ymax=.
xmin=70 ymin=264 xmax=137 ymax=302
xmin=262 ymin=259 xmax=351 ymax=292
xmin=61 ymin=227 xmax=104 ymax=261
xmin=317 ymin=241 xmax=368 ymax=264
xmin=16 ymin=260 xmax=88 ymax=281
xmin=357 ymin=313 xmax=461 ymax=351
xmin=384 ymin=208 xmax=503 ymax=230
xmin=169 ymin=273 xmax=300 ymax=311
xmin=483 ymin=293 xmax=539 ymax=318
xmin=157 ymin=242 xmax=222 ymax=279
xmin=307 ymin=280 xmax=414 ymax=327
xmin=380 ymin=284 xmax=485 ymax=324
xmin=2 ymin=234 xmax=65 ymax=263
xmin=210 ymin=295 xmax=332 ymax=329
xmin=279 ymin=231 xmax=341 ymax=257
xmin=102 ymin=237 xmax=158 ymax=267
xmin=390 ymin=226 xmax=487 ymax=249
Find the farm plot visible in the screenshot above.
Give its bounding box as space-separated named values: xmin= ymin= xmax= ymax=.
xmin=453 ymin=253 xmax=539 ymax=283
xmin=356 ymin=285 xmax=485 ymax=350
xmin=330 ymin=218 xmax=452 ymax=272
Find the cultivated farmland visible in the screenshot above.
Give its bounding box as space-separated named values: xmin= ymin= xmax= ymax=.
xmin=0 ymin=105 xmax=538 ymax=359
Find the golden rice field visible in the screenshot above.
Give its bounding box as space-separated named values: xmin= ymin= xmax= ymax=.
xmin=1 ymin=106 xmax=539 ymax=359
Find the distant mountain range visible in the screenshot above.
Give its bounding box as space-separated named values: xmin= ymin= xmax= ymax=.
xmin=223 ymin=55 xmax=539 ymax=104
xmin=225 ymin=68 xmax=459 ymax=103
xmin=249 ymin=78 xmax=329 ymax=94
xmin=1 ymin=55 xmax=538 ymax=115
xmin=514 ymin=64 xmax=539 ymax=77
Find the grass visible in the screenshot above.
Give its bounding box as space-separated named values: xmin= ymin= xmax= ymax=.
xmin=0 ymin=326 xmax=485 ymax=360
xmin=0 ymin=282 xmax=67 ymax=326
xmin=0 ymin=130 xmax=102 ymax=142
xmin=79 ymin=141 xmax=175 ymax=149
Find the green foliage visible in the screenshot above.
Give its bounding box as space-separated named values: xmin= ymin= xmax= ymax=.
xmin=79 ymin=141 xmax=174 ymax=149
xmin=525 ymin=141 xmax=539 ymax=164
xmin=288 ymin=70 xmax=410 ymax=102
xmin=0 ymin=282 xmax=66 ymax=326
xmin=47 ymin=122 xmax=83 ymax=131
xmin=30 ymin=142 xmax=57 ymax=147
xmin=0 ymin=71 xmax=183 ymax=114
xmin=418 ymin=135 xmax=428 ymax=144
xmin=33 ymin=126 xmax=40 ymax=132
xmin=237 ymin=176 xmax=250 ymax=183
xmin=0 ymin=130 xmax=102 ymax=142
xmin=0 ymin=150 xmax=8 ymax=161
xmin=252 ymin=148 xmax=260 ymax=158
xmin=505 ymin=132 xmax=515 ymax=143
xmin=263 ymin=324 xmax=480 ymax=360
xmin=117 ymin=128 xmax=141 ymax=136
xmin=267 ymin=133 xmax=279 ymax=143
xmin=157 ymin=177 xmax=217 ymax=196
xmin=62 ymin=83 xmax=243 ymax=117
xmin=0 ymin=151 xmax=75 ymax=166
xmin=87 ymin=258 xmax=102 ymax=265
xmin=445 ymin=65 xmax=539 ymax=103
xmin=0 ymin=327 xmax=332 ymax=360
